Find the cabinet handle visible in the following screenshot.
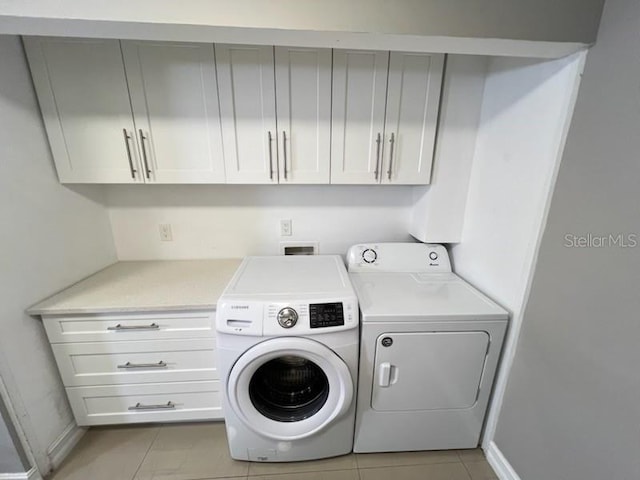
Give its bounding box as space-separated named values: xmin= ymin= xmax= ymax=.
xmin=268 ymin=131 xmax=274 ymax=180
xmin=138 ymin=129 xmax=152 ymax=179
xmin=117 ymin=361 xmax=168 ymax=369
xmin=374 ymin=132 xmax=382 ymax=180
xmin=107 ymin=323 xmax=160 ymax=331
xmin=282 ymin=131 xmax=288 ymax=180
xmin=128 ymin=401 xmax=175 ymax=411
xmin=387 ymin=132 xmax=395 ymax=180
xmin=122 ymin=129 xmax=137 ymax=179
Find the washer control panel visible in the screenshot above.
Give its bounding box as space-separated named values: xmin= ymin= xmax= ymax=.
xmin=216 ymin=298 xmax=358 ymax=336
xmin=347 ymin=243 xmax=452 ymax=273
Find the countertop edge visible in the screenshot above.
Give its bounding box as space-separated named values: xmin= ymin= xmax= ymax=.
xmin=28 ymin=303 xmax=219 ymax=317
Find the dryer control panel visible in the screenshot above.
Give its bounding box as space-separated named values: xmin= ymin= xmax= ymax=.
xmin=347 ymin=243 xmax=451 ymax=273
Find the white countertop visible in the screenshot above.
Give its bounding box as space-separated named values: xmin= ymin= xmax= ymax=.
xmin=28 ymin=259 xmax=242 ymax=315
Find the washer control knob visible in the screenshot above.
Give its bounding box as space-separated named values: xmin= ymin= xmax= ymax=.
xmin=429 ymin=251 xmax=439 ymax=261
xmin=362 ymin=248 xmax=378 ymax=264
xmin=277 ymin=307 xmax=298 ymax=329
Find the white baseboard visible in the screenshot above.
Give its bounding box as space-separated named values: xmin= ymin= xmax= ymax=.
xmin=46 ymin=422 xmax=87 ymax=470
xmin=486 ymin=441 xmax=522 ymax=480
xmin=0 ymin=467 xmax=42 ymax=480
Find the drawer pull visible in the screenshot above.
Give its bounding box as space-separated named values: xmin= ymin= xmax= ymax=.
xmin=107 ymin=323 xmax=160 ymax=331
xmin=117 ymin=361 xmax=168 ymax=369
xmin=128 ymin=401 xmax=176 ymax=411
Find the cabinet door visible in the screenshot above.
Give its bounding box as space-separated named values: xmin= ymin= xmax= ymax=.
xmin=331 ymin=50 xmax=389 ymax=184
xmin=275 ymin=47 xmax=332 ymax=184
xmin=381 ymin=52 xmax=444 ymax=185
xmin=216 ymin=45 xmax=277 ymax=184
xmin=122 ymin=41 xmax=226 ymax=183
xmin=24 ymin=37 xmax=141 ymax=183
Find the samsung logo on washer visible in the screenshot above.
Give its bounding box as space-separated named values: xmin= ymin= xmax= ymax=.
xmin=230 ymin=305 xmax=250 ymax=310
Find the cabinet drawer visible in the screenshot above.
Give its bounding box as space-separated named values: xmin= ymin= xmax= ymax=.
xmin=52 ymin=339 xmax=217 ymax=386
xmin=43 ymin=311 xmax=215 ymax=343
xmin=67 ymin=381 xmax=223 ymax=426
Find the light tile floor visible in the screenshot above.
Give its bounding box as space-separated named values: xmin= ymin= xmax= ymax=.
xmin=49 ymin=423 xmax=497 ymax=480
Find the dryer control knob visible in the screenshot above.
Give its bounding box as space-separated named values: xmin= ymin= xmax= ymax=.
xmin=277 ymin=307 xmax=298 ymax=328
xmin=362 ymin=248 xmax=377 ymax=264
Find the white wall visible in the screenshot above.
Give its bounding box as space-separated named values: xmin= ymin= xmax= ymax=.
xmin=411 ymin=55 xmax=488 ymax=243
xmin=450 ymin=51 xmax=586 ymax=446
xmin=0 ymin=35 xmax=117 ymax=474
xmin=106 ymin=185 xmax=413 ymax=259
xmin=0 ymin=401 xmax=25 ymax=473
xmin=492 ymin=0 xmax=640 ymax=478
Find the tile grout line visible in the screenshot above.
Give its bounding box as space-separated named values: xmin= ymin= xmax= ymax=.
xmin=460 ymin=460 xmax=475 ymax=480
xmin=356 ymin=459 xmax=465 ymax=470
xmin=130 ymin=425 xmax=163 ymax=480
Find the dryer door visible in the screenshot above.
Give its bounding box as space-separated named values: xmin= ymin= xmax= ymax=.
xmin=372 ymin=331 xmax=489 ymax=411
xmin=227 ymin=337 xmax=354 ymax=440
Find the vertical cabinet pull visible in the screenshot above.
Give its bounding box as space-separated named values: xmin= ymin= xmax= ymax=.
xmin=374 ymin=132 xmax=382 ymax=180
xmin=387 ymin=133 xmax=395 ymax=180
xmin=138 ymin=129 xmax=152 ymax=179
xmin=268 ymin=131 xmax=274 ymax=180
xmin=282 ymin=131 xmax=288 ymax=180
xmin=122 ymin=129 xmax=137 ymax=179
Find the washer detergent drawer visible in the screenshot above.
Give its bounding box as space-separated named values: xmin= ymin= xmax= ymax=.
xmin=372 ymin=331 xmax=489 ymax=411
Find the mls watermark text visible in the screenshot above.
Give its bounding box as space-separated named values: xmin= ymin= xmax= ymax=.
xmin=564 ymin=233 xmax=637 ymax=248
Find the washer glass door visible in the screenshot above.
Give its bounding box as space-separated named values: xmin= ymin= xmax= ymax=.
xmin=249 ymin=355 xmax=330 ymax=422
xmin=227 ymin=337 xmax=353 ymax=441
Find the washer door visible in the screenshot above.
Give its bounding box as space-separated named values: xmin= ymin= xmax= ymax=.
xmin=227 ymin=337 xmax=354 ymax=441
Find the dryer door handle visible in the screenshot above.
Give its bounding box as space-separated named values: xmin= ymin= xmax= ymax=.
xmin=378 ymin=362 xmax=392 ymax=387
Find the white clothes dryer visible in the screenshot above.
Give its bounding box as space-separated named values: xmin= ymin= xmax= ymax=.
xmin=216 ymin=255 xmax=359 ymax=462
xmin=347 ymin=243 xmax=508 ymax=452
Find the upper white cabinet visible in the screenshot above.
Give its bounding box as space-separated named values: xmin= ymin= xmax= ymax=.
xmin=24 ymin=37 xmax=141 ymax=183
xmin=331 ymin=50 xmax=444 ymax=185
xmin=25 ymin=37 xmax=225 ymax=184
xmin=383 ymin=52 xmax=444 ymax=184
xmin=121 ymin=41 xmax=226 ymax=183
xmin=25 ymin=38 xmax=442 ymax=186
xmin=331 ymin=50 xmax=389 ymax=185
xmin=215 ymin=45 xmax=278 ymax=184
xmin=274 ymin=47 xmax=332 ymax=184
xmin=216 ymin=45 xmax=332 ymax=184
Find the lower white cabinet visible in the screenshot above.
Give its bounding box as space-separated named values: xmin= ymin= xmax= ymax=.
xmin=52 ymin=338 xmax=217 ymax=386
xmin=42 ymin=310 xmax=222 ymax=426
xmin=43 ymin=311 xmax=216 ymax=343
xmin=67 ymin=381 xmax=222 ymax=426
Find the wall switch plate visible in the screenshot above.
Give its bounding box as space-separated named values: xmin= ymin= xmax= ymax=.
xmin=280 ymin=219 xmax=292 ymax=236
xmin=159 ymin=224 xmax=173 ymax=241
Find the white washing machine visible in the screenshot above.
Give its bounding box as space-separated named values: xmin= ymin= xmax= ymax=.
xmin=347 ymin=243 xmax=508 ymax=452
xmin=216 ymin=255 xmax=359 ymax=462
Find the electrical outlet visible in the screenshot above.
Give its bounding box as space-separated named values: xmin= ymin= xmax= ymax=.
xmin=280 ymin=219 xmax=292 ymax=237
xmin=159 ymin=224 xmax=173 ymax=241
